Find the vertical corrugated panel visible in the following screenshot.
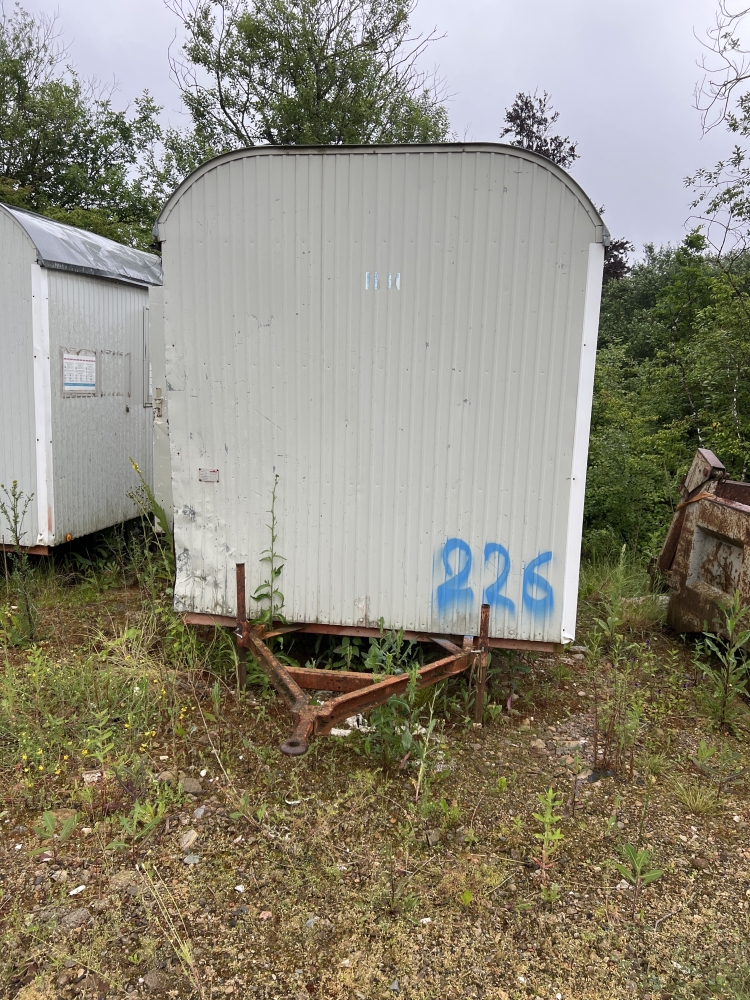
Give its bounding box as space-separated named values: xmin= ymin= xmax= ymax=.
xmin=0 ymin=211 xmax=38 ymax=544
xmin=47 ymin=271 xmax=153 ymax=540
xmin=162 ymin=147 xmax=601 ymax=642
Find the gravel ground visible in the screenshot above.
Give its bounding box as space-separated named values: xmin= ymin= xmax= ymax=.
xmin=1 ymin=590 xmax=749 ymax=1000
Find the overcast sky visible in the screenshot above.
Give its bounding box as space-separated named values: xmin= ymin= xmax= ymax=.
xmin=21 ymin=0 xmax=735 ymax=252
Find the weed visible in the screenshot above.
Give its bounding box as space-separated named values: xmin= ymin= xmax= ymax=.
xmin=438 ymin=798 xmax=462 ymax=830
xmin=642 ymin=749 xmax=672 ymax=778
xmin=252 ymin=473 xmax=285 ymax=625
xmin=364 ymin=659 xmax=430 ymax=769
xmin=459 ymin=889 xmax=473 ymax=907
xmin=580 ymin=544 xmax=651 ymax=605
xmin=309 ymin=620 xmax=424 ymax=676
xmin=128 ymin=458 xmax=175 ymax=584
xmin=495 ymin=775 xmax=508 ymax=794
xmin=592 ymin=651 xmax=646 ymax=775
xmin=364 ymin=625 xmax=422 ymax=675
xmin=483 ymin=699 xmax=505 ymax=724
xmin=229 ymin=792 xmax=264 ymax=828
xmin=142 ymin=864 xmax=206 ymax=997
xmin=211 ymin=679 xmax=222 ymax=721
xmin=635 ymin=789 xmax=651 ymax=848
xmin=330 ymin=635 xmax=364 ymax=669
xmin=0 ymin=480 xmax=37 ymax=644
xmin=540 ymin=882 xmax=561 ymax=903
xmin=671 ymin=779 xmax=719 ymax=816
xmin=701 ymin=590 xmax=750 ymax=732
xmin=419 ymin=796 xmax=461 ymax=831
xmin=31 ymin=810 xmax=78 ymax=862
xmin=532 ymin=787 xmax=564 ymax=885
xmin=508 ymin=814 xmax=524 ymax=841
xmin=594 ymin=603 xmax=625 ymax=644
xmin=722 ymin=966 xmax=750 ymax=999
xmin=605 ymin=792 xmax=623 ymax=837
xmin=612 ymin=842 xmax=663 ymax=919
xmin=0 ymin=634 xmax=181 ymax=807
xmin=383 ymin=853 xmax=422 ymax=915
xmin=492 ymin=649 xmax=530 ymax=715
xmin=566 ymin=748 xmax=589 ymax=817
xmin=463 ymin=827 xmax=478 ymax=846
xmin=551 ymin=659 xmax=574 ymax=685
xmin=107 ymin=799 xmax=166 ymax=863
xmin=581 ymin=548 xmax=666 ymax=641
xmin=690 ymin=739 xmax=747 ymax=798
xmin=412 ymin=693 xmax=440 ymax=802
xmin=622 ymin=693 xmax=645 ymax=777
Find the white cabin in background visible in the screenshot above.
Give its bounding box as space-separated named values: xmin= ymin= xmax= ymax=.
xmin=0 ymin=204 xmax=162 ymax=551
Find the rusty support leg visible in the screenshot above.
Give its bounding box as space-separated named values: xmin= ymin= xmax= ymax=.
xmin=280 ymin=707 xmax=318 ymax=756
xmin=244 ymin=631 xmax=309 ymax=712
xmin=236 ymin=563 xmax=247 ymax=690
xmin=237 ymin=612 xmax=312 ymax=756
xmin=473 ymin=604 xmax=490 ymax=725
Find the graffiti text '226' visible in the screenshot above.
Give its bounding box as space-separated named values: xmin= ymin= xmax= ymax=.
xmin=435 ymin=539 xmax=554 ymax=618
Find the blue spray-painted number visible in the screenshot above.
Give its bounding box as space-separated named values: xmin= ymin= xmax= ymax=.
xmin=522 ymin=551 xmax=554 ymax=617
xmin=482 ymin=542 xmax=515 ymax=614
xmin=435 ymin=540 xmax=554 ymax=621
xmin=436 ymin=537 xmax=474 ymax=614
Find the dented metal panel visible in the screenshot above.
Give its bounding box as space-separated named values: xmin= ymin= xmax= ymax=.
xmin=157 ymin=144 xmax=606 ymax=643
xmin=657 ymin=449 xmax=750 ymax=632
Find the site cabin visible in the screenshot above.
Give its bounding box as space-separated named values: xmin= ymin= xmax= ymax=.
xmin=0 ymin=205 xmax=162 ymax=552
xmin=155 ymin=144 xmax=607 ymax=751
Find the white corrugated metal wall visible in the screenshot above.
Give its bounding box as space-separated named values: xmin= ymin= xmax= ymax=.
xmin=0 ymin=212 xmax=39 ymax=546
xmin=159 ymin=145 xmax=604 ymax=642
xmin=47 ymin=271 xmax=153 ymax=540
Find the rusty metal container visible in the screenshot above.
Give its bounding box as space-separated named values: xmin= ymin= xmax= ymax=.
xmin=657 ymin=448 xmax=750 ymax=632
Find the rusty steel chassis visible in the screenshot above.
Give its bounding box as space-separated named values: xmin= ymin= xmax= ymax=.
xmin=183 ymin=563 xmax=560 ymax=756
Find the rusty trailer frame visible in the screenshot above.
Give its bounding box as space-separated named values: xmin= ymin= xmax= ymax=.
xmin=184 ymin=563 xmax=561 ymax=756
xmin=236 ymin=563 xmax=485 ymax=756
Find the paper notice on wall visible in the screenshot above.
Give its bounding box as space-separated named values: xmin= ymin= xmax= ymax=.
xmin=63 ymin=353 xmax=96 ymax=394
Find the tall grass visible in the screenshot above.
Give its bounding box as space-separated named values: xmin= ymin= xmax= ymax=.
xmin=578 ymin=546 xmax=667 ymax=635
xmin=0 ymin=527 xmax=238 ymax=810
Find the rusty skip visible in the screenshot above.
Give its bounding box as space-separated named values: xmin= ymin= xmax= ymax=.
xmin=657 ymin=448 xmax=750 ymax=633
xmin=232 ymin=563 xmax=490 ymax=756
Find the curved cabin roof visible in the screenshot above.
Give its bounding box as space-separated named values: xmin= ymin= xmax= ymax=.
xmin=1 ymin=204 xmax=162 ymax=287
xmin=154 ymin=142 xmax=610 ymax=245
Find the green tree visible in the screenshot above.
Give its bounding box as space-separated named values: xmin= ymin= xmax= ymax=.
xmin=585 ymin=232 xmax=750 ymax=556
xmin=603 ymin=237 xmax=635 ymax=283
xmin=499 ymin=90 xmax=633 ymax=284
xmin=165 ymin=0 xmax=451 ymax=170
xmin=0 ymin=1 xmax=163 ymax=249
xmin=500 ymin=90 xmax=578 ymax=168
